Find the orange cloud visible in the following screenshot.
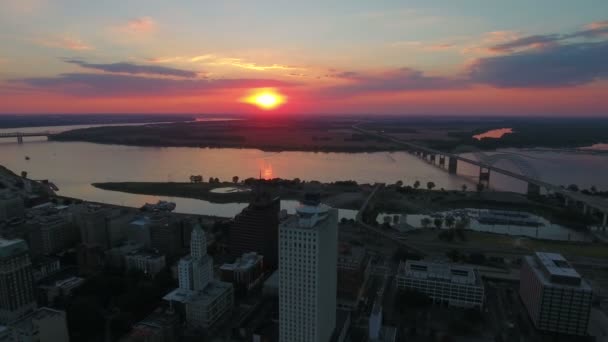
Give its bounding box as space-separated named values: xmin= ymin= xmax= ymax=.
xmin=120 ymin=17 xmax=156 ymax=34
xmin=35 ymin=36 xmax=94 ymax=50
xmin=585 ymin=20 xmax=608 ymax=30
xmin=147 ymin=54 xmax=297 ymax=71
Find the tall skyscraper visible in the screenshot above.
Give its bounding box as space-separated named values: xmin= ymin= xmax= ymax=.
xmin=279 ymin=195 xmax=338 ymax=342
xmin=230 ymin=193 xmax=280 ymax=270
xmin=0 ymin=238 xmax=36 ymax=324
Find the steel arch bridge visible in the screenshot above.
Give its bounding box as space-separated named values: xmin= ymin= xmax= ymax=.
xmin=452 ymin=145 xmax=541 ymax=181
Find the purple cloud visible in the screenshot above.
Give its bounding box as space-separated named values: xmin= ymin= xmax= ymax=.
xmin=324 ymin=68 xmax=469 ymax=95
xmin=470 ymin=41 xmax=608 ymax=87
xmin=65 ymin=60 xmax=198 ymax=78
xmin=490 ymin=34 xmax=561 ymax=52
xmin=489 ymin=21 xmax=608 ymax=52
xmin=12 ymin=73 xmax=293 ymax=97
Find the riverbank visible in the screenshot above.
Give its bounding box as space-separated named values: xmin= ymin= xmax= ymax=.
xmin=48 ymin=117 xmax=608 ymax=153
xmin=50 ymin=119 xmax=404 ymax=152
xmin=92 ymin=179 xmax=370 ymax=210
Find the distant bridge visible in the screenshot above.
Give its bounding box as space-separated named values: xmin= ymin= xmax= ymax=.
xmin=352 ymin=124 xmax=608 ymax=230
xmin=0 ymin=131 xmax=54 ymax=143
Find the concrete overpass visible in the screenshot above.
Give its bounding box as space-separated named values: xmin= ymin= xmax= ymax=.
xmin=352 ymin=124 xmax=608 ymax=230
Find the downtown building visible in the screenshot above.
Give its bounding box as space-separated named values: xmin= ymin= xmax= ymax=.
xmin=279 ymin=195 xmax=338 ymax=342
xmin=125 ymin=249 xmax=166 ymax=276
xmin=0 ymin=238 xmax=36 ymax=324
xmin=164 ymin=224 xmax=233 ymax=330
xmin=230 ymin=193 xmax=280 ymax=270
xmin=337 ymin=244 xmax=371 ymax=310
xmin=220 ymin=252 xmax=264 ymax=297
xmin=0 ymin=194 xmax=24 ymax=222
xmin=396 ymin=260 xmax=484 ymax=310
xmin=520 ymin=252 xmax=592 ymax=336
xmin=5 ymin=307 xmax=70 ymax=342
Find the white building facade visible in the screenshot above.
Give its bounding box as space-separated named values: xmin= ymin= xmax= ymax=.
xmin=279 ymin=198 xmax=338 ymax=342
xmin=396 ymin=260 xmax=484 ymax=309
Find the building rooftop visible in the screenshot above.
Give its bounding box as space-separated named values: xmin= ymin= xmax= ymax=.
xmin=220 ymin=252 xmax=262 ymax=271
xmin=164 ymin=281 xmax=232 ymax=304
xmin=189 ymin=281 xmax=233 ymax=303
xmin=0 ymin=238 xmax=28 ymax=258
xmin=528 ymin=252 xmax=590 ymax=288
xmin=130 ymin=217 xmax=150 ymax=227
xmin=126 ymin=249 xmax=164 ymax=260
xmin=163 ymin=288 xmax=196 ymax=304
xmin=280 ymin=199 xmax=336 ymax=230
xmin=398 ymin=260 xmax=481 ymax=286
xmin=10 ymin=308 xmax=65 ymax=332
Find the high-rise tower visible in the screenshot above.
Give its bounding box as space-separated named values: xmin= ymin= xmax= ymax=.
xmin=279 ymin=195 xmax=338 ymax=342
xmin=230 ymin=193 xmax=280 ymax=270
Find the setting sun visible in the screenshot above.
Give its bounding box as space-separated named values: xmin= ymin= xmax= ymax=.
xmin=241 ymin=88 xmax=286 ymax=110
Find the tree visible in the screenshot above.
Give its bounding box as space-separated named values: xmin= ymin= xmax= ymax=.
xmin=590 ymin=185 xmax=598 ymax=193
xmin=433 ymin=217 xmax=443 ymax=229
xmin=438 ymin=229 xmax=455 ymax=242
xmin=232 ymin=176 xmax=239 ymax=184
xmin=21 ymin=171 xmax=27 ymax=179
xmin=421 ymin=217 xmax=431 ymax=228
xmin=469 ymin=252 xmax=486 ymax=265
xmin=461 ymin=184 xmax=468 ymax=192
xmin=476 ymin=183 xmax=485 ymax=192
xmin=395 ymin=289 xmax=432 ymax=310
xmin=395 ymin=180 xmax=403 ymax=187
xmin=426 ymin=181 xmax=436 ymax=191
xmin=446 ymin=249 xmax=462 ymax=262
xmin=413 ymin=180 xmax=420 ymax=189
xmin=567 ymin=184 xmax=579 ymax=192
xmin=455 ymin=217 xmax=470 ymax=230
xmin=445 ymin=216 xmax=456 ymax=229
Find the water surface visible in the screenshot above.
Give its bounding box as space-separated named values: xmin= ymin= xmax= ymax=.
xmin=473 ymin=128 xmax=513 ymax=140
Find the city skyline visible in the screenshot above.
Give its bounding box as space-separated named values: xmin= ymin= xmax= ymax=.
xmin=1 ymin=1 xmax=607 ymax=116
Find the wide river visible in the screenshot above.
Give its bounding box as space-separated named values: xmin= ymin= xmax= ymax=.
xmin=2 ymin=124 xmax=608 ymax=219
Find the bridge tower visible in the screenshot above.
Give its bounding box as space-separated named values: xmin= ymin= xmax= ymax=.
xmin=478 ymin=167 xmax=491 ymax=188
xmin=448 ymin=157 xmax=458 ymax=174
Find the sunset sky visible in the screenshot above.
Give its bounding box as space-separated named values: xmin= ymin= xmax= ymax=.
xmin=1 ymin=0 xmax=607 ymax=116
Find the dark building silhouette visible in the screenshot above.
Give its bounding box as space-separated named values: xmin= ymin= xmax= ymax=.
xmin=0 ymin=238 xmax=36 ymax=324
xmin=229 ymin=193 xmax=280 ymax=270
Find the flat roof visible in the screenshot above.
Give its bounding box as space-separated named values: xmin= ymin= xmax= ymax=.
xmin=526 ymin=252 xmax=590 ymax=288
xmin=164 ymin=281 xmax=232 ymax=304
xmin=398 ymin=260 xmax=481 ymax=286
xmin=535 ymin=252 xmax=580 ymax=279
xmin=220 ymin=252 xmax=262 ymax=271
xmin=0 ymin=238 xmax=28 ymax=258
